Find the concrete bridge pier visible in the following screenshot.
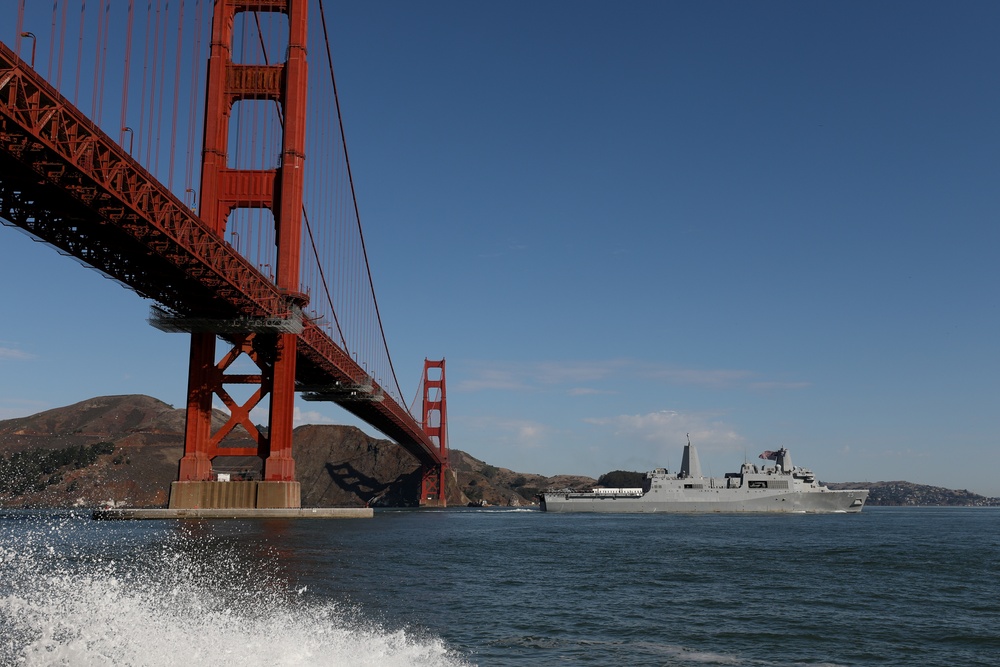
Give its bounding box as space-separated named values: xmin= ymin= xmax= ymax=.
xmin=168 ymin=481 xmax=301 ymax=509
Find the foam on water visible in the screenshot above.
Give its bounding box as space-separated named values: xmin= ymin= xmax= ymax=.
xmin=0 ymin=512 xmax=470 ymax=667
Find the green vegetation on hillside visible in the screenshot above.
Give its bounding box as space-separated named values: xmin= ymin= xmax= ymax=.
xmin=0 ymin=442 xmax=115 ymax=495
xmin=826 ymin=481 xmax=1000 ymax=507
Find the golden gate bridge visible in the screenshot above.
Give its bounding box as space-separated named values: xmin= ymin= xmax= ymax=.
xmin=0 ymin=0 xmax=449 ymax=508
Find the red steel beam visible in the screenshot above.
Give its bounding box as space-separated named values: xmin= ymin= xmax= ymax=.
xmin=0 ymin=40 xmax=442 ymax=470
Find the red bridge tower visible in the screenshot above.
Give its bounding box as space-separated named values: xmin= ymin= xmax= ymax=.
xmin=420 ymin=359 xmax=450 ymax=506
xmin=169 ymin=0 xmax=308 ymax=509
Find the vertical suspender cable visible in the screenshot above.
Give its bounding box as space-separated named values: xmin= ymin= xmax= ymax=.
xmin=146 ymin=0 xmax=160 ymax=169
xmin=120 ymin=0 xmax=135 ymax=149
xmin=248 ymin=8 xmax=350 ymax=348
xmin=15 ymin=1 xmax=24 ymax=58
xmin=91 ymin=0 xmax=103 ymax=120
xmin=57 ymin=1 xmax=68 ymax=91
xmin=168 ymin=0 xmax=185 ymax=191
xmin=96 ymin=0 xmax=112 ymax=127
xmin=47 ymin=1 xmax=58 ymax=82
xmin=318 ymin=0 xmax=406 ymax=405
xmin=145 ymin=0 xmax=162 ymax=167
xmin=153 ymin=0 xmax=169 ymax=181
xmin=73 ymin=0 xmax=85 ymax=105
xmin=137 ymin=0 xmax=153 ymax=165
xmin=184 ymin=0 xmax=205 ymax=198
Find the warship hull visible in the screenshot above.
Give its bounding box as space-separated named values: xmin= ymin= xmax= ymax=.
xmin=541 ymin=488 xmax=867 ymax=513
xmin=540 ymin=443 xmax=869 ymax=514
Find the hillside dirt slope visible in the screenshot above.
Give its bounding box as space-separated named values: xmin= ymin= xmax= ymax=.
xmin=6 ymin=397 xmax=995 ymax=508
xmin=0 ymin=395 xmax=588 ymax=508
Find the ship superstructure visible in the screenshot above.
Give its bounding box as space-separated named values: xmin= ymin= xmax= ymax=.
xmin=541 ymin=441 xmax=868 ymax=513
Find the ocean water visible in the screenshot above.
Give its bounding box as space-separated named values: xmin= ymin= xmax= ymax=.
xmin=1 ymin=507 xmax=997 ymax=666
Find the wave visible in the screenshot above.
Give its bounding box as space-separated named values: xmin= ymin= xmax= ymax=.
xmin=0 ymin=512 xmax=470 ymax=667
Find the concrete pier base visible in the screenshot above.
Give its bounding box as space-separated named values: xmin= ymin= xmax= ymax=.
xmin=168 ymin=481 xmax=301 ymax=509
xmin=93 ymin=480 xmax=371 ymax=519
xmin=257 ymin=481 xmax=301 ymax=508
xmin=93 ymin=507 xmax=372 ymax=520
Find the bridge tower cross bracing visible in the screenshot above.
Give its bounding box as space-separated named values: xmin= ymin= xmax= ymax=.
xmin=420 ymin=359 xmax=449 ymax=507
xmin=173 ymin=0 xmax=308 ymax=508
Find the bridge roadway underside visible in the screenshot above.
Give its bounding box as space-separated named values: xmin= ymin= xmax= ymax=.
xmin=0 ymin=43 xmax=443 ymax=485
xmin=0 ymin=150 xmax=226 ymax=315
xmin=0 ymin=151 xmax=438 ymax=469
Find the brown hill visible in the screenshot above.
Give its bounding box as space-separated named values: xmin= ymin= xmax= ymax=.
xmin=0 ymin=395 xmax=584 ymax=509
xmin=0 ymin=395 xmax=187 ymax=507
xmin=8 ymin=397 xmax=995 ymax=509
xmin=0 ymin=394 xmax=186 ymax=449
xmin=826 ymin=480 xmax=1000 ymax=507
xmin=448 ymin=449 xmax=596 ymax=506
xmin=294 ymin=423 xmax=425 ymax=507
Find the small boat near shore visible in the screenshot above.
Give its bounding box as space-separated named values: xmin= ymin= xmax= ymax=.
xmin=540 ymin=439 xmax=868 ymax=513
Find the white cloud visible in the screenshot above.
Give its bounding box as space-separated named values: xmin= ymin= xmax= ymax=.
xmin=238 ymin=404 xmax=342 ymax=428
xmin=0 ymin=346 xmax=32 ymax=361
xmin=292 ymin=407 xmax=341 ymax=426
xmin=453 ymin=414 xmax=553 ymax=451
xmin=458 ymin=359 xmax=806 ymax=393
xmin=533 ymin=360 xmax=629 ymax=384
xmin=585 ymin=409 xmax=745 ymax=454
xmin=567 ymin=387 xmax=615 ymax=396
xmin=641 ymin=367 xmax=755 ymax=388
xmin=512 ymin=421 xmax=545 ymax=444
xmin=455 ymin=367 xmax=528 ymax=392
xmin=458 ymin=359 xmax=629 ymax=393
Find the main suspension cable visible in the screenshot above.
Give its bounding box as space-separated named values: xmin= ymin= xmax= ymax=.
xmin=318 ymin=0 xmax=407 ymax=407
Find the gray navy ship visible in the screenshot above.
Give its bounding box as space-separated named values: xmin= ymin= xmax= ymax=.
xmin=540 ymin=440 xmax=868 ymax=513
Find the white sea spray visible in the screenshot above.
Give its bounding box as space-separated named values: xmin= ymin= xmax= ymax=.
xmin=0 ymin=511 xmax=470 ymax=667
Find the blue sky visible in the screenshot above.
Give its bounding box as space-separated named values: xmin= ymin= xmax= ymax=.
xmin=2 ymin=1 xmax=998 ymax=494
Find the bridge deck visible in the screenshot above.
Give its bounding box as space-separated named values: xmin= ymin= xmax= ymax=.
xmin=0 ymin=41 xmax=441 ymax=469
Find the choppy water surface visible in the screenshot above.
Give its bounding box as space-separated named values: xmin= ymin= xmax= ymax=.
xmin=1 ymin=507 xmax=997 ymax=666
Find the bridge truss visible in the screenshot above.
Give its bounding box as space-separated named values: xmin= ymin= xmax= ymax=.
xmin=0 ymin=0 xmax=448 ymax=507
